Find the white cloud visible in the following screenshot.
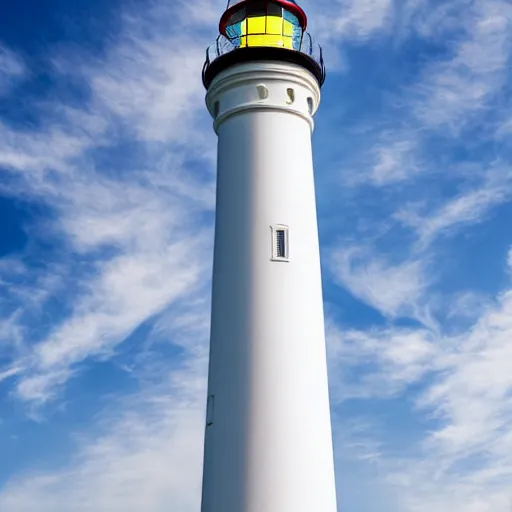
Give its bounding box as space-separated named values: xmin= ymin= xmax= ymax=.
xmin=327 ymin=321 xmax=437 ymax=401
xmin=370 ymin=138 xmax=419 ymax=185
xmin=0 ymin=368 xmax=207 ymax=512
xmin=0 ymin=1 xmax=215 ymax=404
xmin=419 ymin=288 xmax=512 ymax=459
xmin=15 ymin=236 xmax=208 ymax=404
xmin=0 ymin=366 xmax=22 ymax=383
xmin=411 ymin=0 xmax=512 ymax=132
xmin=330 ymin=253 xmax=512 ymax=510
xmin=339 ymin=0 xmax=512 ymax=189
xmin=0 ymin=288 xmax=210 ymax=511
xmin=303 ymin=0 xmax=392 ymax=68
xmin=0 ymin=45 xmax=26 ymax=95
xmin=315 ymin=0 xmax=393 ymax=41
xmin=88 ymin=38 xmax=206 ymax=144
xmin=329 ymin=245 xmax=431 ymax=321
xmin=395 ymin=166 xmax=512 ymax=249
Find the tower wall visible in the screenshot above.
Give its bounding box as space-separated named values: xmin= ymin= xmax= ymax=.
xmin=201 ymin=61 xmax=337 ymax=512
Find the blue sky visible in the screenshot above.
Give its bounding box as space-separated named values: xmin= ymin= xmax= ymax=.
xmin=0 ymin=0 xmax=511 ymax=510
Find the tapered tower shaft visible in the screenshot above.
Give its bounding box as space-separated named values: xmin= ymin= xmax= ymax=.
xmin=201 ymin=59 xmax=337 ymax=512
xmin=200 ymin=1 xmax=336 ymax=509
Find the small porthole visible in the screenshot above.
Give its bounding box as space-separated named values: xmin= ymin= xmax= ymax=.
xmin=286 ymin=88 xmax=295 ymax=104
xmin=307 ymin=97 xmax=313 ymax=114
xmin=271 ymin=225 xmax=289 ymax=261
xmin=257 ymin=84 xmax=269 ymax=100
xmin=213 ymin=101 xmax=220 ymax=118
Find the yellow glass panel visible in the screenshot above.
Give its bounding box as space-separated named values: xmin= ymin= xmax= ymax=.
xmin=283 ymin=19 xmax=294 ymax=37
xmin=266 ymin=16 xmax=283 ymax=35
xmin=240 ymin=34 xmax=293 ymax=49
xmin=246 ymin=16 xmax=266 ymax=35
xmin=282 ymin=35 xmax=293 ymax=49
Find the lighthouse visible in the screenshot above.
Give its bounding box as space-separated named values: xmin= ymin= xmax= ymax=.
xmin=200 ymin=1 xmax=337 ymax=510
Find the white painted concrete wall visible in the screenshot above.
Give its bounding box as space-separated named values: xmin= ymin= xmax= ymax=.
xmin=201 ymin=61 xmax=337 ymax=512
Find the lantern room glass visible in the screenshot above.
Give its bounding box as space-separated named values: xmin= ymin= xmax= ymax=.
xmin=222 ymin=0 xmax=304 ymax=51
xmin=202 ymin=0 xmax=326 ymax=89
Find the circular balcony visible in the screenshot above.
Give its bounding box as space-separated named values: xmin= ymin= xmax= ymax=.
xmin=202 ymin=32 xmax=326 ymax=89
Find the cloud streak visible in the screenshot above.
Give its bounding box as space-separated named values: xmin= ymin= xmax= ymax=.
xmin=0 ymin=1 xmax=216 ymax=405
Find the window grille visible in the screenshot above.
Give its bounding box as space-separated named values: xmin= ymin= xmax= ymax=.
xmin=271 ymin=225 xmax=289 ymax=261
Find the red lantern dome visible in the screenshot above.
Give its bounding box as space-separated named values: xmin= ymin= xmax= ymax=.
xmin=220 ymin=0 xmax=308 ymax=34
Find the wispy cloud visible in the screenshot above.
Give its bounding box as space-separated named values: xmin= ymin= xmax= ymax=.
xmin=0 ymin=271 xmax=211 ymax=509
xmin=0 ymin=1 xmax=216 ymax=405
xmin=395 ymin=165 xmax=512 ymax=250
xmin=0 ymin=365 xmax=207 ymax=511
xmin=369 ymin=137 xmax=420 ymax=185
xmin=329 ymin=244 xmax=432 ymax=322
xmin=327 ymin=320 xmax=437 ymax=401
xmin=330 ymin=249 xmax=512 ymax=509
xmin=410 ymin=0 xmax=512 ymax=133
xmin=323 ymin=2 xmax=512 ymax=508
xmin=317 ymin=0 xmax=393 ymax=41
xmin=305 ymin=0 xmax=393 ymax=68
xmin=0 ymin=45 xmax=26 ymax=95
xmin=337 ymin=0 xmax=512 ymax=189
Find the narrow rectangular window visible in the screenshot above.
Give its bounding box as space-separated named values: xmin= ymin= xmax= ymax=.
xmin=206 ymin=395 xmax=215 ymax=427
xmin=271 ymin=225 xmax=289 ymax=261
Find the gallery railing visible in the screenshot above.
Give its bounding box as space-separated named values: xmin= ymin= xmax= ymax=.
xmin=202 ymin=32 xmax=326 ymax=87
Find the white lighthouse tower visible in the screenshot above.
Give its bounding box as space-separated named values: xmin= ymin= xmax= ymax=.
xmin=201 ymin=1 xmax=337 ymax=510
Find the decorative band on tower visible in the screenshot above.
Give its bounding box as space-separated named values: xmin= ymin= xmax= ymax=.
xmin=202 ymin=0 xmax=326 ymax=89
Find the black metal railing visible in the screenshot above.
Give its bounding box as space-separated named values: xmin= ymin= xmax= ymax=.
xmin=202 ymin=32 xmax=326 ymax=87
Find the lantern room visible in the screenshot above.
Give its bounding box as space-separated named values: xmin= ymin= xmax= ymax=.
xmin=202 ymin=0 xmax=325 ymax=88
xmin=220 ymin=0 xmax=307 ymax=51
